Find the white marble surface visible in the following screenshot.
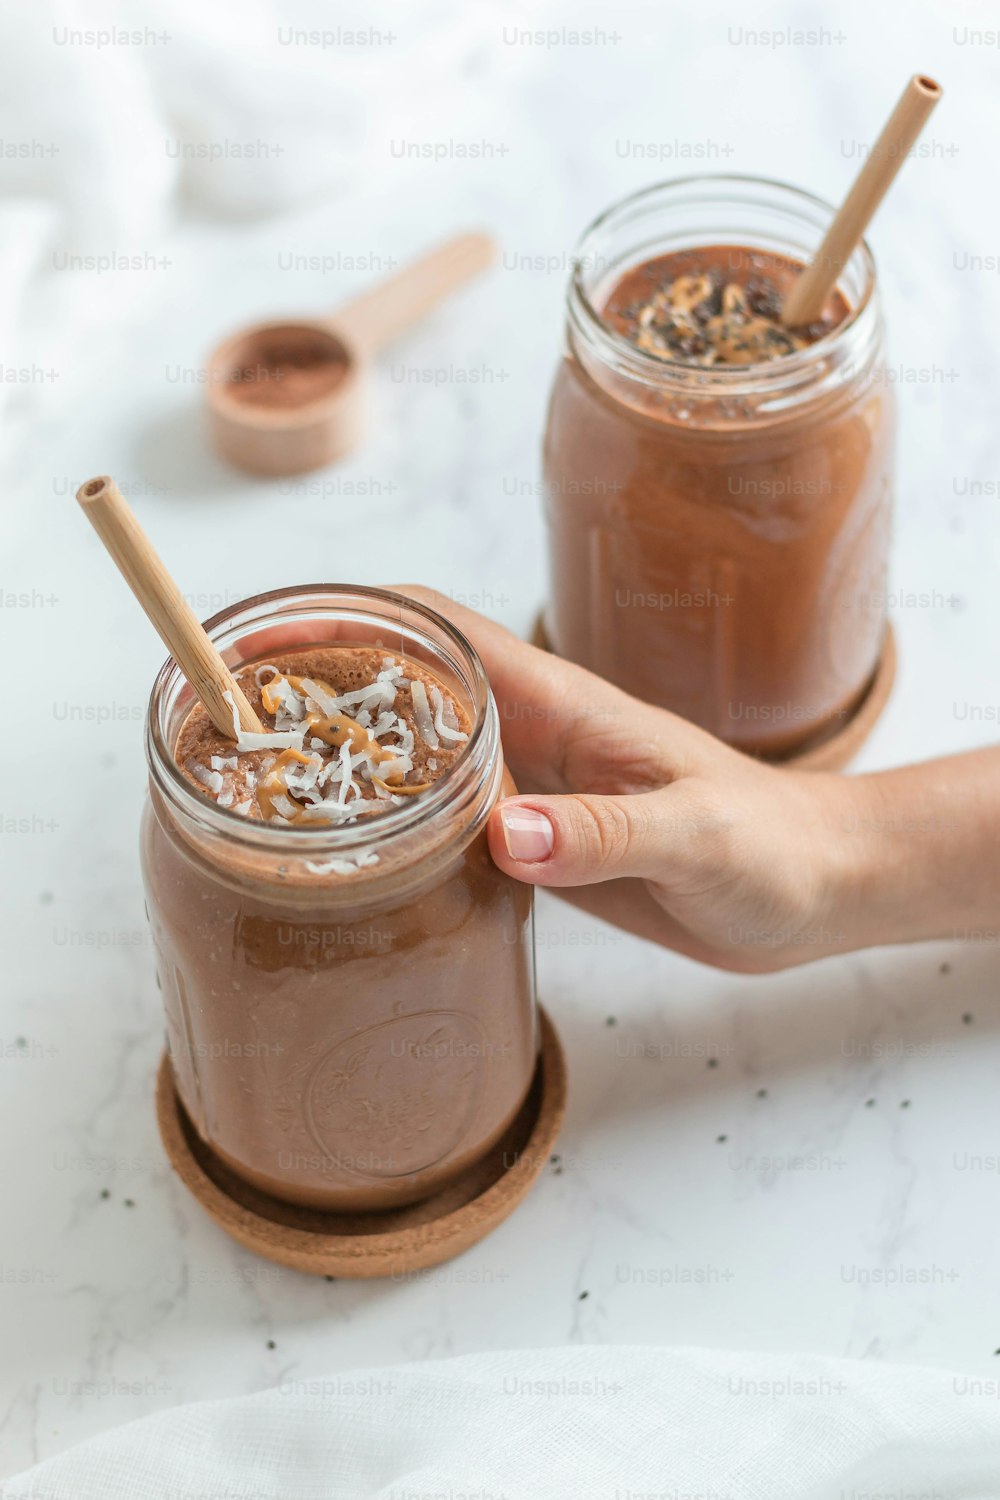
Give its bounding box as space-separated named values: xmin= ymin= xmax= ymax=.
xmin=4 ymin=0 xmax=1000 ymax=1477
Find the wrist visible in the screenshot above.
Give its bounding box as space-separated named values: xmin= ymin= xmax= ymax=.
xmin=809 ymin=772 xmax=897 ymax=953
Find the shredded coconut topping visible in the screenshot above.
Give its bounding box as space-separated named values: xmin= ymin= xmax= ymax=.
xmin=410 ymin=679 xmax=439 ymax=749
xmin=189 ymin=763 xmax=223 ymax=795
xmin=429 ymin=684 xmax=468 ymax=744
xmin=184 ymin=655 xmax=467 ymax=850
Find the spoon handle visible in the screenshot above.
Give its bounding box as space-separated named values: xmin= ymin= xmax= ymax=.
xmin=330 ymin=232 xmax=495 ymax=356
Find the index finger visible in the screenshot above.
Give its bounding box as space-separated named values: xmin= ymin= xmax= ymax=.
xmin=388 ymin=585 xmax=692 ymax=794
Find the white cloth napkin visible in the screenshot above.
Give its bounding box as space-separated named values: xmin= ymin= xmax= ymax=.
xmin=4 ymin=1345 xmax=1000 ymax=1498
xmin=0 ymin=0 xmax=536 ymax=450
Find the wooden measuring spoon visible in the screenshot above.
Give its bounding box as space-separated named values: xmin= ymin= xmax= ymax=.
xmin=205 ymin=231 xmax=495 ymax=478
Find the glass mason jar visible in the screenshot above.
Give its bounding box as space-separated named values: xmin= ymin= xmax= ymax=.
xmin=542 ymin=175 xmax=896 ymax=759
xmin=141 ymin=585 xmax=538 ymax=1213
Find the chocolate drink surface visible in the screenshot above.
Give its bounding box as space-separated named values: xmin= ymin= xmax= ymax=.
xmin=601 ymin=246 xmax=847 ymax=367
xmin=174 ymin=645 xmax=471 ymax=826
xmin=142 ymin=625 xmax=537 ymax=1214
xmin=543 ymin=188 xmax=896 ymax=758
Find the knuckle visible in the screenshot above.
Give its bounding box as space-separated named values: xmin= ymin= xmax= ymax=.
xmin=558 ymin=691 xmax=671 ymax=794
xmin=680 ymin=786 xmax=739 ymax=869
xmin=570 ymin=795 xmax=634 ymax=870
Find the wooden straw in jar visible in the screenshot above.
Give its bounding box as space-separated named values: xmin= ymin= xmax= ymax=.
xmin=783 ymin=74 xmax=942 ymax=327
xmin=75 ymin=475 xmax=263 ymax=738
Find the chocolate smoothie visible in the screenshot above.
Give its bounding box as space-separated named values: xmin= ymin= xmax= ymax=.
xmin=600 ymin=246 xmax=847 ymax=365
xmin=543 ymin=182 xmax=895 ymax=758
xmin=174 ymin=646 xmax=471 ymax=829
xmin=142 ymin=594 xmax=537 ymax=1214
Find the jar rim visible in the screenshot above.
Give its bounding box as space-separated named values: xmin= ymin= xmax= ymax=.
xmin=145 ymin=583 xmax=497 ymax=855
xmin=569 ymin=173 xmax=878 ymax=392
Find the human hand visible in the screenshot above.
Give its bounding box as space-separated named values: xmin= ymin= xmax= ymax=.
xmin=395 ymin=587 xmax=881 ymax=973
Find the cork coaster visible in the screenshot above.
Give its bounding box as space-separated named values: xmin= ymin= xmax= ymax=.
xmin=156 ymin=1007 xmax=566 ymax=1279
xmin=775 ymin=625 xmax=896 ymax=771
xmin=529 ymin=615 xmax=896 ymax=773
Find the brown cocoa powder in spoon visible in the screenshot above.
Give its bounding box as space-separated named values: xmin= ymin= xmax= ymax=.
xmin=226 ymin=339 xmax=349 ymax=409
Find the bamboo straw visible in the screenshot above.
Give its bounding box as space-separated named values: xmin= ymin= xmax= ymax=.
xmin=783 ymin=74 xmax=942 ymax=327
xmin=76 ymin=475 xmax=263 ymax=739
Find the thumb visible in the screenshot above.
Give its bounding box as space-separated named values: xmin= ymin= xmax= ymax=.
xmin=488 ymin=791 xmax=681 ymax=888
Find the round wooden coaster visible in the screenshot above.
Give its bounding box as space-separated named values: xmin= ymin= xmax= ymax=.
xmin=774 ymin=625 xmax=896 ymax=772
xmin=529 ymin=614 xmax=896 ymax=773
xmin=156 ymin=1007 xmax=566 ymax=1279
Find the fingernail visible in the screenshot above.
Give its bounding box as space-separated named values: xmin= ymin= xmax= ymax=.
xmin=500 ymin=806 xmax=554 ymax=864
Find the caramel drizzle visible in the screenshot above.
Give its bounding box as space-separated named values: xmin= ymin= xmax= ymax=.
xmin=371 ymin=775 xmax=432 ymax=797
xmin=253 ymin=671 xmax=430 ymax=822
xmin=260 ymin=672 xmax=325 ymax=717
xmin=306 ymin=711 xmax=408 ymax=782
xmin=255 ymin=748 xmax=331 ymax=827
